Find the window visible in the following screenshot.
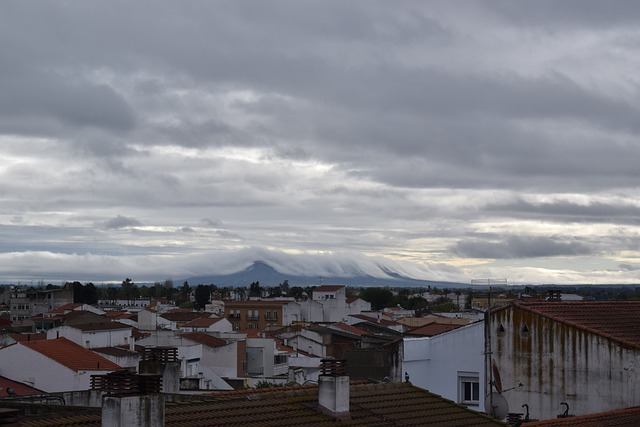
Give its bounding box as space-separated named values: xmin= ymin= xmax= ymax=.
xmin=273 ymin=310 xmax=278 ymax=320
xmin=458 ymin=372 xmax=480 ymax=405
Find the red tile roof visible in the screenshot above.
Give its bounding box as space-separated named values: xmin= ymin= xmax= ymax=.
xmin=9 ymin=333 xmax=47 ymax=343
xmin=405 ymin=323 xmax=463 ymax=337
xmin=104 ymin=310 xmax=126 ymax=318
xmin=16 ymin=381 xmax=506 ymax=426
xmin=0 ymin=375 xmax=44 ymax=397
xmin=330 ymin=322 xmax=369 ymax=336
xmin=180 ymin=332 xmax=228 ymax=348
xmin=70 ymin=322 xmax=132 ymax=331
xmin=48 ymin=303 xmax=83 ymax=314
xmin=515 ymin=301 xmax=640 ymax=349
xmin=160 ymin=312 xmax=210 ymax=322
xmin=182 ymin=317 xmax=223 ymax=328
xmin=349 ymin=314 xmax=399 ymax=327
xmin=525 ymin=406 xmax=640 ymax=426
xmin=21 ymin=337 xmax=121 ymax=372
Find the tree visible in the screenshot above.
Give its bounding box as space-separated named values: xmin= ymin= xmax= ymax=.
xmin=71 ymin=281 xmax=84 ymax=303
xmin=71 ymin=281 xmax=98 ymax=305
xmin=194 ymin=284 xmax=212 ymax=310
xmin=83 ymin=282 xmax=98 ymax=304
xmin=121 ymin=278 xmax=138 ymax=303
xmin=359 ymin=287 xmax=394 ymax=310
xmin=175 ymin=281 xmax=191 ymax=305
xmin=249 ymin=281 xmax=262 ymax=298
xmin=288 ymin=286 xmax=305 ymax=300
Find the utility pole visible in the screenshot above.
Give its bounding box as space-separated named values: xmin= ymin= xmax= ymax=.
xmin=471 ymin=278 xmax=507 ymax=417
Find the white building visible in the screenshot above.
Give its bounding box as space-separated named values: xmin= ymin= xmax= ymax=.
xmin=245 ymin=337 xmax=289 ymax=379
xmin=135 ymin=330 xmax=242 ymax=388
xmin=298 ymin=286 xmax=372 ymax=323
xmin=403 ymin=321 xmax=486 ymax=412
xmin=181 ymin=317 xmax=232 ymax=333
xmin=46 ymin=322 xmax=133 ymax=349
xmin=0 ymin=337 xmax=121 ymax=392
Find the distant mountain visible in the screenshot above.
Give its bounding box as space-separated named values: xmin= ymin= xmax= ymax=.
xmin=184 ymin=260 xmax=469 ymax=289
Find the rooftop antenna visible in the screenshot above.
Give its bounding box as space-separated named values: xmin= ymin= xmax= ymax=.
xmin=471 ymin=278 xmax=507 ymax=418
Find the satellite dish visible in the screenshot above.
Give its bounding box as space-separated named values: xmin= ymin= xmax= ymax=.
xmin=485 ymin=392 xmax=509 ymax=420
xmin=492 ymin=361 xmax=503 ymax=394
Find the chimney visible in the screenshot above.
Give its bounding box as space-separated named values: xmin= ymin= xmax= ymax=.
xmin=138 ymin=347 xmax=180 ymax=393
xmin=92 ymin=370 xmax=164 ymax=427
xmin=318 ymin=359 xmax=350 ymax=419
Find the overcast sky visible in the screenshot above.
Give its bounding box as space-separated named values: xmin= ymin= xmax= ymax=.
xmin=2 ymin=1 xmax=640 ymax=285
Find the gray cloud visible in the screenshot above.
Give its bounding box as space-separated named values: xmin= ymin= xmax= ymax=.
xmin=201 ymin=218 xmax=224 ymax=228
xmin=1 ymin=2 xmax=640 ymax=284
xmin=103 ymin=215 xmax=142 ymax=230
xmin=486 ymin=199 xmax=640 ymax=223
xmin=454 ymin=236 xmax=593 ymax=259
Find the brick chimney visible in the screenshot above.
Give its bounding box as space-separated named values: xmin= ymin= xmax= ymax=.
xmin=91 ymin=370 xmax=164 ymax=427
xmin=318 ymin=359 xmax=350 ymax=419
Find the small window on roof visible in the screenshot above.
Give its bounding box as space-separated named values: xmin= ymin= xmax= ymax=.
xmin=497 ymin=323 xmax=506 ymax=337
xmin=520 ymin=324 xmax=530 ymax=338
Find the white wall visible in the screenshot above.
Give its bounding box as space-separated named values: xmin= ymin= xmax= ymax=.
xmin=0 ymin=344 xmax=115 ymax=392
xmin=47 ymin=326 xmax=132 ymax=348
xmin=403 ymin=321 xmax=485 ymax=412
xmin=298 ymin=300 xmax=324 ymax=323
xmin=282 ymin=302 xmax=302 ymax=325
xmin=200 ymin=341 xmax=239 ymax=378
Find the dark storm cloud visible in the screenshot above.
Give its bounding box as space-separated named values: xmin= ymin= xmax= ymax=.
xmin=454 ymin=236 xmax=592 ymax=259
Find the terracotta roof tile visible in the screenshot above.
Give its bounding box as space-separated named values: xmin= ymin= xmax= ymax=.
xmin=330 ymin=322 xmax=369 ymax=336
xmin=14 ymin=381 xmax=506 ymax=426
xmin=515 ymin=301 xmax=640 ymax=349
xmin=180 ymin=332 xmax=228 ymax=347
xmin=70 ymin=322 xmax=132 ymax=331
xmin=104 ymin=310 xmax=126 ymax=318
xmin=350 ymin=314 xmax=399 ymax=327
xmin=525 ymin=406 xmax=640 ymax=426
xmin=0 ymin=375 xmax=44 ymax=397
xmin=406 ymin=323 xmax=463 ymax=337
xmin=160 ymin=312 xmax=210 ymax=322
xmin=48 ymin=303 xmax=83 ymax=314
xmin=21 ymin=337 xmax=121 ymax=372
xmin=9 ymin=333 xmax=47 ymax=343
xmin=183 ymin=317 xmax=223 ymax=328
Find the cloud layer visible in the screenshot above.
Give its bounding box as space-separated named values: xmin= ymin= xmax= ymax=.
xmin=1 ymin=1 xmax=640 ymax=284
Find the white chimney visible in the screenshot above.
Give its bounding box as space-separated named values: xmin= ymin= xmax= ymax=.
xmin=102 ymin=394 xmax=164 ymax=427
xmin=318 ymin=359 xmax=350 ymax=419
xmin=94 ymin=371 xmax=164 ymax=427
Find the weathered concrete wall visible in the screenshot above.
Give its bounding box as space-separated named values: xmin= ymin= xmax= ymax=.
xmin=491 ymin=306 xmax=640 ymax=420
xmin=102 ymin=395 xmax=164 ymax=427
